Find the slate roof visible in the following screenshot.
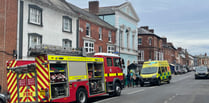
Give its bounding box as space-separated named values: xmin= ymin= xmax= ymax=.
xmin=29 ymin=0 xmax=77 ymax=17
xmin=138 ymin=28 xmax=154 ymax=35
xmin=64 ymin=1 xmax=117 ymax=31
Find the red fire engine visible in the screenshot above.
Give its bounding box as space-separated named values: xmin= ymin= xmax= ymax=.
xmin=6 ymin=45 xmax=124 ymax=103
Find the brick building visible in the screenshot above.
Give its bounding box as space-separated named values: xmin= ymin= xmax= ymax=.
xmin=196 ymin=53 xmax=209 ymax=68
xmin=138 ymin=26 xmax=164 ymax=64
xmin=67 ymin=2 xmax=117 ymax=54
xmin=162 ymin=37 xmax=177 ymax=64
xmin=0 ymin=0 xmax=18 ymax=93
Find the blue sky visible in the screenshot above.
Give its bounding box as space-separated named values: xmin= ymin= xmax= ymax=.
xmin=68 ymin=0 xmax=209 ymax=55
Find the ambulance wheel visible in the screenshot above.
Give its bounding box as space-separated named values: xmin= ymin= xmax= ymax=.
xmin=157 ymin=79 xmax=161 ymax=86
xmin=167 ymin=80 xmax=170 ymax=84
xmin=114 ymin=83 xmax=121 ymax=96
xmin=76 ymin=88 xmax=87 ymax=103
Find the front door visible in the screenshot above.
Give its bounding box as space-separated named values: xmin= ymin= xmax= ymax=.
xmin=18 ymin=71 xmax=37 ymax=102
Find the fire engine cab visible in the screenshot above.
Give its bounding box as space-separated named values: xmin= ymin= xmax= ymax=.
xmin=6 ymin=45 xmax=124 ymax=103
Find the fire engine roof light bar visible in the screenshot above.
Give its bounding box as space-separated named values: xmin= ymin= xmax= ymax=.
xmin=7 ymin=63 xmax=36 ymax=73
xmin=28 ymin=44 xmax=87 ymax=57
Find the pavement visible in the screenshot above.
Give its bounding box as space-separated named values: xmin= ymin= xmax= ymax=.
xmin=87 ymin=72 xmax=209 ymax=103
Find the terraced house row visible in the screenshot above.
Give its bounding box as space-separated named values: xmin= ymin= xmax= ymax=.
xmin=0 ymin=0 xmax=193 ymax=93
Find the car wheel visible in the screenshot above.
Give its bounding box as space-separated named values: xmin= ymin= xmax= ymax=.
xmin=76 ymin=88 xmax=87 ymax=103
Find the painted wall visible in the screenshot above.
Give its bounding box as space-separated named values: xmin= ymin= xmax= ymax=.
xmin=99 ymin=15 xmax=115 ymax=26
xmin=21 ymin=1 xmax=78 ymax=59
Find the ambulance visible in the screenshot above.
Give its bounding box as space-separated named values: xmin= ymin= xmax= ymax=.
xmin=139 ymin=60 xmax=172 ymax=86
xmin=6 ymin=45 xmax=124 ymax=103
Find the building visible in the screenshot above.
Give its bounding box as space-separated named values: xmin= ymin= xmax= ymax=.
xmin=66 ymin=2 xmax=117 ymax=54
xmin=0 ymin=0 xmax=18 ymax=93
xmin=87 ymin=1 xmax=140 ymax=74
xmin=138 ymin=26 xmax=164 ymax=64
xmin=196 ymin=53 xmax=209 ymax=68
xmin=162 ymin=37 xmax=177 ymax=65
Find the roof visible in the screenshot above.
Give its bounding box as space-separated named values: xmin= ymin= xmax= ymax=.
xmin=138 ymin=28 xmax=161 ymax=39
xmin=29 ymin=0 xmax=77 ymax=17
xmin=94 ymin=53 xmax=120 ymax=57
xmin=64 ymin=1 xmax=117 ymax=31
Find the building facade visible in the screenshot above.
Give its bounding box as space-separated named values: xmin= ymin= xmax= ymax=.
xmin=88 ymin=1 xmax=139 ymax=74
xmin=0 ymin=0 xmax=18 ymax=93
xmin=138 ymin=26 xmax=164 ymax=64
xmin=67 ymin=3 xmax=117 ymax=54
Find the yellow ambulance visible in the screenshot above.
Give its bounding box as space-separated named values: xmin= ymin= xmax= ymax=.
xmin=139 ymin=60 xmax=172 ymax=86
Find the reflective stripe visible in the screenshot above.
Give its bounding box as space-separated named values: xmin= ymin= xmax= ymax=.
xmin=69 ymin=75 xmax=87 ymax=80
xmin=109 ymin=73 xmax=116 ymax=77
xmin=105 ymin=73 xmax=123 ymax=77
xmin=48 ymin=55 xmax=104 ymax=62
xmin=118 ymin=73 xmax=123 ymax=76
xmin=104 ymin=73 xmax=108 ymax=77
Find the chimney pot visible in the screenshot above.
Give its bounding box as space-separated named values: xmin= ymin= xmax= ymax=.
xmin=89 ymin=1 xmax=99 ymax=14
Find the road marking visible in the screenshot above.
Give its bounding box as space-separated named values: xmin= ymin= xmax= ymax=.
xmin=127 ymin=89 xmax=145 ymax=95
xmin=93 ymin=97 xmax=119 ymax=103
xmin=172 ymin=75 xmax=192 ymax=82
xmin=164 ymin=100 xmax=168 ymax=103
xmin=149 ymin=87 xmax=155 ymax=89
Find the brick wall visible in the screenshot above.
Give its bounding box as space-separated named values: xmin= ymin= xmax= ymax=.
xmin=0 ymin=0 xmax=18 ymax=93
xmin=79 ymin=18 xmax=116 ymax=53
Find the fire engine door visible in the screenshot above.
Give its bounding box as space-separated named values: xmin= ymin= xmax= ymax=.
xmin=17 ymin=71 xmax=37 ymax=102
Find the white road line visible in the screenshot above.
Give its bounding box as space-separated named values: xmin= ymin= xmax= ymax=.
xmin=93 ymin=97 xmax=119 ymax=103
xmin=172 ymin=75 xmax=192 ymax=82
xmin=127 ymin=89 xmax=145 ymax=95
xmin=149 ymin=87 xmax=155 ymax=89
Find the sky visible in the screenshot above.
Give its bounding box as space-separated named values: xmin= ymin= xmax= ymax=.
xmin=67 ymin=0 xmax=209 ymax=56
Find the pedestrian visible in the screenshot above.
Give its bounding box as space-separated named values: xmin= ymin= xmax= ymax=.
xmin=132 ymin=73 xmax=136 ymax=87
xmin=126 ymin=71 xmax=131 ymax=87
xmin=130 ymin=70 xmax=134 ymax=87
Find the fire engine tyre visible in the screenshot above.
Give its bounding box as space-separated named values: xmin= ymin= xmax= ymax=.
xmin=114 ymin=83 xmax=121 ymax=96
xmin=76 ymin=88 xmax=87 ymax=103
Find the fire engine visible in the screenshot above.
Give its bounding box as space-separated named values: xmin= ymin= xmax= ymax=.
xmin=6 ymin=45 xmax=124 ymax=103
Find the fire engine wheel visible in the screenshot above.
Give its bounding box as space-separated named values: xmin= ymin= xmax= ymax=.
xmin=114 ymin=83 xmax=121 ymax=96
xmin=76 ymin=88 xmax=87 ymax=103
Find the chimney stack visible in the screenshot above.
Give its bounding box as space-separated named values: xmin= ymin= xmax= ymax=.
xmin=161 ymin=37 xmax=167 ymax=44
xmin=89 ymin=1 xmax=99 ymax=14
xmin=141 ymin=26 xmax=149 ymax=30
xmin=149 ymin=29 xmax=154 ymax=33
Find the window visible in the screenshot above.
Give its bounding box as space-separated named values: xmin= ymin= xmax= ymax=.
xmin=120 ymin=31 xmax=124 ymax=47
xmin=154 ymin=51 xmax=158 ymax=60
xmin=28 ymin=33 xmax=42 ymax=49
xmin=138 ymin=38 xmax=142 ymax=45
xmin=108 ymin=31 xmax=112 ymax=42
xmin=86 ymin=23 xmax=91 ymax=37
xmin=84 ymin=41 xmax=94 ymax=53
xmin=107 ymin=45 xmax=114 ymax=53
xmin=62 ymin=39 xmax=72 ymax=48
xmin=113 ymin=58 xmax=120 ymax=67
xmin=99 ymin=27 xmax=102 ymax=40
xmin=28 ymin=5 xmax=42 ymax=25
xmin=127 ymin=32 xmax=129 ymax=48
xmin=63 ymin=16 xmax=72 ymax=32
xmin=99 ymin=46 xmax=102 ymax=52
xmin=138 ymin=50 xmax=144 ymax=61
xmin=149 ymin=38 xmax=152 ymax=46
xmin=132 ymin=35 xmax=135 ymax=49
xmin=107 ymin=58 xmax=112 ymax=66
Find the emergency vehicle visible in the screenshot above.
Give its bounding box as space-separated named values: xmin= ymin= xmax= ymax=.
xmin=140 ymin=60 xmax=172 ymax=86
xmin=6 ymin=45 xmax=124 ymax=103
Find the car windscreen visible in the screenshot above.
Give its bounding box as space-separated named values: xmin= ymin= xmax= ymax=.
xmin=196 ymin=67 xmax=207 ymax=72
xmin=141 ymin=67 xmax=158 ymax=74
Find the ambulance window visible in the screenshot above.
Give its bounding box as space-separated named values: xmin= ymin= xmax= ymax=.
xmin=107 ymin=58 xmax=112 ymax=66
xmin=164 ymin=67 xmax=167 ymax=72
xmin=161 ymin=67 xmax=165 ymax=72
xmin=113 ymin=58 xmax=120 ymax=67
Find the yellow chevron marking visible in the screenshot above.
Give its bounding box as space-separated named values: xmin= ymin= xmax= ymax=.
xmin=20 ymin=97 xmax=26 ymax=102
xmin=38 ymin=78 xmax=47 ymax=89
xmin=36 ymin=60 xmax=48 ymax=77
xmin=11 ymin=87 xmax=17 ymax=99
xmin=11 ymin=61 xmax=17 ymax=67
xmin=8 ymin=73 xmax=15 ymax=86
xmin=11 ymin=94 xmax=17 ymax=103
xmin=8 ymin=74 xmax=17 ymax=90
xmin=37 ymin=71 xmax=48 ymax=85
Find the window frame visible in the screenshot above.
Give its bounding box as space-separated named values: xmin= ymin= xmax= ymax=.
xmin=138 ymin=50 xmax=144 ymax=61
xmin=28 ymin=33 xmax=42 ymax=49
xmin=107 ymin=45 xmax=114 ymax=53
xmin=86 ymin=23 xmax=91 ymax=37
xmin=62 ymin=16 xmax=72 ymax=33
xmin=138 ymin=38 xmax=142 ymax=45
xmin=62 ymin=39 xmax=72 ymax=48
xmin=84 ymin=40 xmax=94 ymax=53
xmin=149 ymin=38 xmax=152 ymax=46
xmin=107 ymin=58 xmax=113 ymax=67
xmin=28 ymin=4 xmax=43 ymax=26
xmin=99 ymin=27 xmax=102 ymax=40
xmin=108 ymin=31 xmax=112 ymax=42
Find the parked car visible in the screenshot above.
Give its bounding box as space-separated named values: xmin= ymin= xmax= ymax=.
xmin=195 ymin=66 xmax=209 ymax=79
xmin=0 ymin=93 xmax=6 ymax=103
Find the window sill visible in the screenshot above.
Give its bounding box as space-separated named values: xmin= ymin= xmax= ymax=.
xmin=28 ymin=21 xmax=43 ymax=27
xmin=63 ymin=30 xmax=72 ymax=34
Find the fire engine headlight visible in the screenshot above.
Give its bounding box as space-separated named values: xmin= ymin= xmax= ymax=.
xmin=152 ymin=74 xmax=157 ymax=78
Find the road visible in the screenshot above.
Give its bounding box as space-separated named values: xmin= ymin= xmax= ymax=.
xmin=88 ymin=72 xmax=209 ymax=103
